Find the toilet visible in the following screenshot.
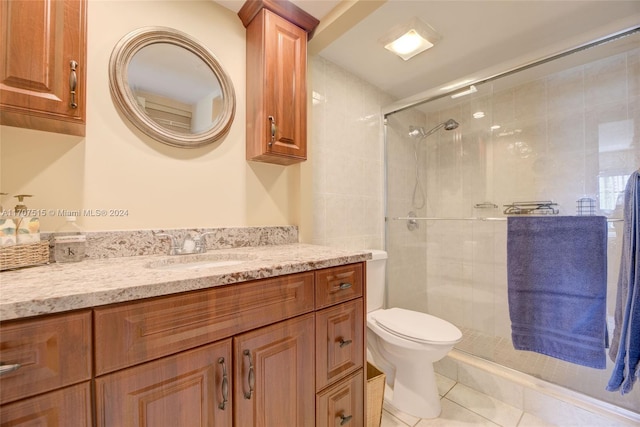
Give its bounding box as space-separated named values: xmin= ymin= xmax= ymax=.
xmin=366 ymin=249 xmax=462 ymax=419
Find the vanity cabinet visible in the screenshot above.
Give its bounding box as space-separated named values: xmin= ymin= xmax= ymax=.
xmin=240 ymin=0 xmax=319 ymax=165
xmin=0 ymin=261 xmax=366 ymax=426
xmin=0 ymin=0 xmax=87 ymax=136
xmin=0 ymin=310 xmax=92 ymax=426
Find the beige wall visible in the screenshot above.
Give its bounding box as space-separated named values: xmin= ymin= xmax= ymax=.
xmin=308 ymin=56 xmax=392 ymax=251
xmin=1 ymin=0 xmax=301 ymax=233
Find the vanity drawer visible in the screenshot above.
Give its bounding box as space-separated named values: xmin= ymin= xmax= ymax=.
xmin=316 ymin=370 xmax=364 ymax=427
xmin=0 ymin=310 xmax=92 ymax=405
xmin=94 ymin=272 xmax=314 ymax=375
xmin=0 ymin=382 xmax=92 ymax=426
xmin=315 ymin=298 xmax=364 ymax=391
xmin=315 ymin=263 xmax=363 ymax=309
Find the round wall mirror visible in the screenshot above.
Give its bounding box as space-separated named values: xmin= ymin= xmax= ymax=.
xmin=109 ymin=27 xmax=235 ymax=148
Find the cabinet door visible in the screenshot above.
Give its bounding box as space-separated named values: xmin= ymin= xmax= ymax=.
xmin=263 ymin=10 xmax=306 ymax=160
xmin=0 ymin=382 xmax=91 ymax=427
xmin=246 ymin=8 xmax=307 ymax=164
xmin=0 ymin=0 xmax=87 ymax=135
xmin=316 ymin=299 xmax=364 ymax=391
xmin=95 ymin=340 xmax=232 ymax=427
xmin=234 ymin=314 xmax=315 ymax=427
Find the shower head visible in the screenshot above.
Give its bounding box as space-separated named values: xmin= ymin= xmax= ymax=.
xmin=443 ymin=119 xmax=459 ymax=131
xmin=410 ymin=119 xmax=459 ymax=139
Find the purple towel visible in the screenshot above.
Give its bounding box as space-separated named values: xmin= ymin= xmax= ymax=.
xmin=507 ymin=216 xmax=608 ymax=369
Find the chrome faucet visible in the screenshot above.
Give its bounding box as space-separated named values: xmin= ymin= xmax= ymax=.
xmin=155 ymin=231 xmax=216 ymax=255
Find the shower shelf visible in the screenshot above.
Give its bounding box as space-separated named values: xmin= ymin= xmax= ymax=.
xmin=503 ymin=201 xmax=559 ymax=215
xmin=391 ymin=216 xmax=623 ymax=222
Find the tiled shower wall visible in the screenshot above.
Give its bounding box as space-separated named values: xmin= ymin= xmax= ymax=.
xmin=308 ymin=56 xmax=390 ymax=251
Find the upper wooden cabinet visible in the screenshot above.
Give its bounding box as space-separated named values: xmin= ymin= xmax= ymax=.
xmin=239 ymin=0 xmax=319 ymax=165
xmin=0 ymin=0 xmax=87 ymax=136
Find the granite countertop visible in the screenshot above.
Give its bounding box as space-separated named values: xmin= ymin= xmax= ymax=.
xmin=0 ymin=244 xmax=371 ymax=322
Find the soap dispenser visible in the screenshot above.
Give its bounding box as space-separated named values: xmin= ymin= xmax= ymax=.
xmin=53 ymin=216 xmax=86 ymax=263
xmin=13 ymin=194 xmax=32 ymax=216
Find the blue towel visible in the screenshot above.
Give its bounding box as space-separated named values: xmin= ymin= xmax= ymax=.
xmin=507 ymin=216 xmax=608 ymax=369
xmin=607 ymin=171 xmax=640 ymax=394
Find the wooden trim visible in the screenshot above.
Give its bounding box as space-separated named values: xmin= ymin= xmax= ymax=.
xmin=0 ymin=110 xmax=86 ymax=137
xmin=238 ymin=0 xmax=320 ymax=39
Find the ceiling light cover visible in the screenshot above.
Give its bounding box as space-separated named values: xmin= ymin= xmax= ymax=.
xmin=379 ymin=17 xmax=442 ymax=61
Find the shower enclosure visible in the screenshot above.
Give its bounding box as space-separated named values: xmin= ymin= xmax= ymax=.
xmin=383 ymin=28 xmax=640 ymax=414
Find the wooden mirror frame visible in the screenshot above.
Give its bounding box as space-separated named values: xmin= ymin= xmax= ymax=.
xmin=109 ymin=27 xmax=236 ymax=148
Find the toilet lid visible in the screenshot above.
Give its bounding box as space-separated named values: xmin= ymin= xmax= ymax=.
xmin=371 ymin=308 xmax=462 ymax=344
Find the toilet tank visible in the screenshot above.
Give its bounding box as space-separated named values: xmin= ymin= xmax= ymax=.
xmin=366 ymin=249 xmax=387 ymax=313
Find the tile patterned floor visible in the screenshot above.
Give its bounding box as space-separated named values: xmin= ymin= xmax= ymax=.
xmin=380 ymin=373 xmax=556 ymax=427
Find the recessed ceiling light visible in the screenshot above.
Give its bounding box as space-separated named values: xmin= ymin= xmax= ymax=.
xmin=473 ymin=111 xmax=485 ymax=119
xmin=379 ymin=17 xmax=441 ymax=61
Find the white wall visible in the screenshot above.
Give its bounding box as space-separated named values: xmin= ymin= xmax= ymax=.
xmin=0 ymin=0 xmax=301 ymax=232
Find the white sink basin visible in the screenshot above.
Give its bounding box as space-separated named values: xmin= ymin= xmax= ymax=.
xmin=146 ymin=253 xmax=254 ymax=271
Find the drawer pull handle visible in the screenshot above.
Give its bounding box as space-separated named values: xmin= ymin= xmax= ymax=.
xmin=338 ymin=282 xmax=352 ymax=290
xmin=339 ymin=338 xmax=353 ymax=348
xmin=243 ymin=350 xmax=255 ymax=399
xmin=218 ymin=357 xmax=228 ymax=410
xmin=0 ymin=363 xmax=21 ymax=376
xmin=69 ymin=60 xmax=78 ymax=109
xmin=340 ymin=413 xmax=353 ymax=425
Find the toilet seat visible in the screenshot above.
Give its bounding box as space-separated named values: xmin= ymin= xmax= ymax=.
xmin=370 ymin=308 xmax=462 ymax=345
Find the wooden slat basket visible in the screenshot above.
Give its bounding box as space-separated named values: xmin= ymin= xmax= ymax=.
xmin=367 ymin=362 xmax=386 ymax=427
xmin=0 ymin=241 xmax=49 ymax=271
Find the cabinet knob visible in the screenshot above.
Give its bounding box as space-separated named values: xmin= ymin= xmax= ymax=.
xmin=339 ymin=413 xmax=353 ymax=425
xmin=338 ymin=282 xmax=352 ymax=290
xmin=0 ymin=363 xmax=21 ymax=376
xmin=339 ymin=338 xmax=353 ymax=348
xmin=218 ymin=357 xmax=228 ymax=410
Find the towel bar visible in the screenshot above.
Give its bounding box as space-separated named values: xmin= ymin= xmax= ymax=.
xmin=390 ymin=216 xmax=624 ymax=222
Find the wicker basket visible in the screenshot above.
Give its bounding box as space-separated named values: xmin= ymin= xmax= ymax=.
xmin=367 ymin=362 xmax=386 ymax=427
xmin=0 ymin=241 xmax=49 ymax=271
